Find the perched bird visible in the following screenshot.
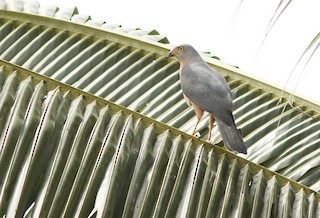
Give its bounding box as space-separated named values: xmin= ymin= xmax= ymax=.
xmin=168 ymin=44 xmax=247 ymax=154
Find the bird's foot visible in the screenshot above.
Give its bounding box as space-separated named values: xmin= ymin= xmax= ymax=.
xmin=193 ymin=132 xmax=201 ymax=138
xmin=206 ymin=134 xmax=212 ymax=143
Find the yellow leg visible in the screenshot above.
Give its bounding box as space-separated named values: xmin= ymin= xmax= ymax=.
xmin=207 ymin=114 xmax=215 ymax=141
xmin=192 ymin=118 xmax=200 ymax=135
xmin=191 ymin=104 xmax=204 ymax=136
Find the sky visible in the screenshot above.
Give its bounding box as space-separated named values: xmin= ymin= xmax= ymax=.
xmin=36 ymin=0 xmax=320 ymax=104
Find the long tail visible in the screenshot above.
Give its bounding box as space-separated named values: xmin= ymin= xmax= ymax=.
xmin=216 ymin=117 xmax=247 ymax=154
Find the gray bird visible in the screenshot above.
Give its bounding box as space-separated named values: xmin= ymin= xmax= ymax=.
xmin=168 ymin=44 xmax=247 ymax=154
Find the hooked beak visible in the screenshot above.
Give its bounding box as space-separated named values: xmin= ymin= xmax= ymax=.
xmin=168 ymin=49 xmax=177 ymax=58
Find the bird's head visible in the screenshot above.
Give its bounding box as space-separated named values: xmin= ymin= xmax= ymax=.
xmin=168 ymin=44 xmax=200 ymax=63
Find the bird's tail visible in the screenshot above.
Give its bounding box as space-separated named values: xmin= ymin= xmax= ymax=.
xmin=216 ymin=118 xmax=247 ymax=154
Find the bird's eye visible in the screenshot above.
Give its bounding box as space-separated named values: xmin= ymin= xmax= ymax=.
xmin=178 ymin=46 xmax=184 ymax=51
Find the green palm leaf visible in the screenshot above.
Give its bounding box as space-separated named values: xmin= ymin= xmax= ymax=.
xmin=0 ymin=3 xmax=320 ymax=217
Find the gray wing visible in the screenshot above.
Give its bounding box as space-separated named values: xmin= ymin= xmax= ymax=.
xmin=181 ymin=63 xmax=234 ymax=125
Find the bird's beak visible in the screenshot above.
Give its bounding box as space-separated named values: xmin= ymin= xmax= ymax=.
xmin=168 ymin=49 xmax=177 ymax=58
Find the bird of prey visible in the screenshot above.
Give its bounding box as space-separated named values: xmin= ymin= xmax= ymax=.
xmin=168 ymin=44 xmax=247 ymax=154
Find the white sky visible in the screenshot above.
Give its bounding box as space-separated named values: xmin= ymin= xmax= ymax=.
xmin=37 ymin=0 xmax=320 ymax=103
